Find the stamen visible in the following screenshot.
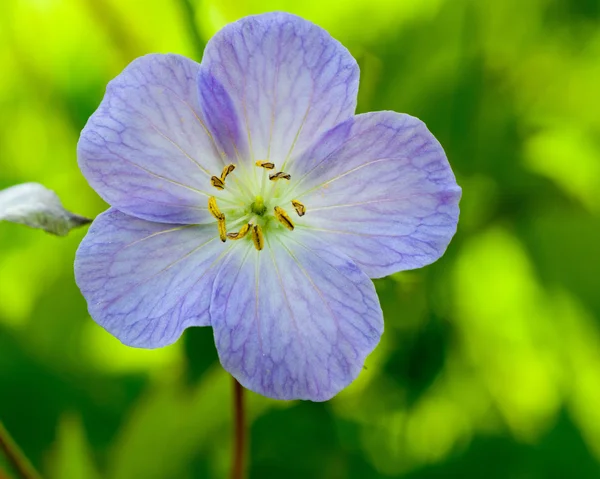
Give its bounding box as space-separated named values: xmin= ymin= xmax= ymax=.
xmin=274 ymin=206 xmax=294 ymax=231
xmin=211 ymin=175 xmax=225 ymax=190
xmin=251 ymin=224 xmax=264 ymax=251
xmin=291 ymin=199 xmax=306 ymax=217
xmin=255 ymin=160 xmax=275 ymax=170
xmin=208 ymin=196 xmax=225 ymax=220
xmin=220 ymin=164 xmax=236 ymax=181
xmin=269 ymin=171 xmax=291 ymax=181
xmin=227 ymin=223 xmax=251 ymax=240
xmin=217 ymin=218 xmax=227 ymax=242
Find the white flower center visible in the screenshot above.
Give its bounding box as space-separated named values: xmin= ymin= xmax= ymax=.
xmin=206 ymin=162 xmax=306 ymax=250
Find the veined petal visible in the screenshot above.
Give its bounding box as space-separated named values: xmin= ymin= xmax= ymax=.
xmin=75 ymin=208 xmax=228 ymax=348
xmin=197 ymin=69 xmax=249 ymax=163
xmin=200 ymin=12 xmax=359 ymax=166
xmin=78 ymin=54 xmax=232 ymax=224
xmin=293 ymin=111 xmax=461 ymax=278
xmin=210 ymin=234 xmax=383 ymax=401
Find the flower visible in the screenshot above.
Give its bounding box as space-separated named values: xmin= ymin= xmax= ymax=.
xmin=75 ymin=12 xmax=461 ymax=401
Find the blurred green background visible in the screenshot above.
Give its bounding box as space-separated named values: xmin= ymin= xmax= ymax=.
xmin=1 ymin=0 xmax=600 ymax=477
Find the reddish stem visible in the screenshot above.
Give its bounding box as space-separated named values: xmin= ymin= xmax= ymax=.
xmin=231 ymin=378 xmax=246 ymax=479
xmin=0 ymin=421 xmax=42 ymax=479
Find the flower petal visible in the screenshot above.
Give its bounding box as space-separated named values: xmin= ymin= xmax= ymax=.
xmin=197 ymin=69 xmax=250 ymax=163
xmin=294 ymin=111 xmax=461 ymax=278
xmin=78 ymin=54 xmax=233 ymax=224
xmin=75 ymin=208 xmax=228 ymax=348
xmin=200 ymin=12 xmax=359 ymax=166
xmin=210 ymin=234 xmax=383 ymax=401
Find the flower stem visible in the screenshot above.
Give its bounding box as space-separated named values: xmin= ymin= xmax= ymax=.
xmin=0 ymin=421 xmax=42 ymax=479
xmin=231 ymin=378 xmax=246 ymax=479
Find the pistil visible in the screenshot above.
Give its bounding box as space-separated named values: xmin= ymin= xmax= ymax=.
xmin=250 ymin=195 xmax=267 ymax=216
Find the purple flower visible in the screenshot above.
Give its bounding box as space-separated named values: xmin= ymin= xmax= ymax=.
xmin=75 ymin=12 xmax=461 ymax=401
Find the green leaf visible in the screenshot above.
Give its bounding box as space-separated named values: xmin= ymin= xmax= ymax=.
xmin=48 ymin=414 xmax=101 ymax=479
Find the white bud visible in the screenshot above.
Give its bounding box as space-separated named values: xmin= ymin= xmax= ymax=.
xmin=0 ymin=183 xmax=91 ymax=236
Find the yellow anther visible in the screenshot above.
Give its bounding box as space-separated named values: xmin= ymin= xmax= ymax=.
xmin=211 ymin=175 xmax=225 ymax=190
xmin=255 ymin=160 xmax=275 ymax=170
xmin=251 ymin=224 xmax=264 ymax=251
xmin=208 ymin=196 xmax=225 ymax=220
xmin=274 ymin=206 xmax=294 ymax=231
xmin=227 ymin=223 xmax=251 ymax=240
xmin=269 ymin=171 xmax=291 ymax=181
xmin=217 ymin=218 xmax=227 ymax=242
xmin=291 ymin=199 xmax=306 ymax=217
xmin=220 ymin=164 xmax=236 ymax=181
